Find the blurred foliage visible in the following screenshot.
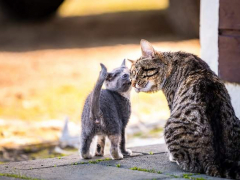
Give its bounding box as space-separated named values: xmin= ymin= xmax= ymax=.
xmin=29 ymin=148 xmax=77 ymax=160
xmin=0 ymin=40 xmax=199 ymax=122
xmin=0 ymin=83 xmax=169 ymax=122
xmin=133 ymin=91 xmax=169 ymax=118
xmin=0 ymin=85 xmax=88 ymax=122
xmin=131 ymin=127 xmax=163 ymax=139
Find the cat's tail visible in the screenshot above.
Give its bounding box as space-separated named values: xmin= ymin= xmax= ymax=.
xmin=90 ymin=63 xmax=107 ymax=124
xmin=206 ymin=159 xmax=240 ymax=179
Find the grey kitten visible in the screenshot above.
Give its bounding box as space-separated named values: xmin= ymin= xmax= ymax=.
xmin=79 ymin=60 xmax=132 ymax=160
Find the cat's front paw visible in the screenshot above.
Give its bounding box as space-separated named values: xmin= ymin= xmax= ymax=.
xmin=169 ymin=153 xmax=176 ymax=163
xmin=110 ymin=151 xmax=123 ymax=160
xmin=95 ymin=151 xmax=104 ymax=157
xmin=112 ymin=153 xmax=123 ymax=160
xmin=122 ymin=149 xmax=132 ymax=156
xmin=80 ymin=153 xmax=93 ymax=159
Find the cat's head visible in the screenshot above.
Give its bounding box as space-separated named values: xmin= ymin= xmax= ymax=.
xmin=105 ymin=59 xmax=132 ymax=95
xmin=129 ymin=39 xmax=168 ymax=93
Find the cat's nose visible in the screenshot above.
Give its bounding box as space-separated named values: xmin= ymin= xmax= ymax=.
xmin=122 ymin=74 xmax=129 ymax=79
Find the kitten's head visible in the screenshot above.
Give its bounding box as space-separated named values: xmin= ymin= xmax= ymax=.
xmin=129 ymin=39 xmax=168 ymax=93
xmin=105 ymin=59 xmax=132 ymax=94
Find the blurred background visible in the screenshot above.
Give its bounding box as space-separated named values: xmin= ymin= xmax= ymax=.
xmin=0 ymin=0 xmax=200 ymax=162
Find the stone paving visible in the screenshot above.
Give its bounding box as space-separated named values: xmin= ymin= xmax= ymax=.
xmin=0 ymin=144 xmax=229 ymax=180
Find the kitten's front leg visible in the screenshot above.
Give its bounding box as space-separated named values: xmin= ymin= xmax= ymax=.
xmin=108 ymin=135 xmax=123 ymax=160
xmin=120 ymin=129 xmax=132 ymax=156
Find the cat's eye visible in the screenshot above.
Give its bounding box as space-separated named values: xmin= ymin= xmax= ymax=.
xmin=142 ymin=68 xmax=159 ymax=78
xmin=131 ymin=70 xmax=136 ymax=76
xmin=143 ymin=68 xmax=157 ymax=71
xmin=108 ymin=73 xmax=113 ymax=77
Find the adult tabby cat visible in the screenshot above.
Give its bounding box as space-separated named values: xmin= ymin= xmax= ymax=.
xmin=129 ymin=39 xmax=240 ymax=179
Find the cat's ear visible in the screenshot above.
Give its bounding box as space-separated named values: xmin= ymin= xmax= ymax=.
xmin=140 ymin=39 xmax=155 ymax=57
xmin=127 ymin=59 xmax=135 ymax=64
xmin=121 ymin=59 xmax=126 ymax=67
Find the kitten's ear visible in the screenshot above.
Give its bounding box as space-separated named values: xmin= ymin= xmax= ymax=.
xmin=127 ymin=59 xmax=135 ymax=64
xmin=121 ymin=59 xmax=126 ymax=67
xmin=140 ymin=39 xmax=155 ymax=57
xmin=106 ymin=73 xmax=113 ymax=81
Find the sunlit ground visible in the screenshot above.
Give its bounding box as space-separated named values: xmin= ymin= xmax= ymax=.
xmin=0 ymin=40 xmax=200 ymax=150
xmin=0 ymin=40 xmax=199 ymax=122
xmin=58 ymin=0 xmax=168 ymax=17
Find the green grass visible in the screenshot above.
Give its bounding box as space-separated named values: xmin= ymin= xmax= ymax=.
xmin=182 ymin=173 xmax=206 ymax=180
xmin=149 ymin=151 xmax=154 ymax=155
xmin=130 ymin=167 xmax=162 ymax=174
xmin=131 ymin=127 xmax=164 ymax=139
xmin=29 ymin=148 xmax=76 ymax=160
xmin=116 ymin=164 xmax=121 ymax=168
xmin=129 ymin=167 xmax=206 ymax=180
xmin=0 ymin=173 xmax=43 ymax=180
xmin=149 ymin=127 xmax=164 ymax=135
xmin=0 ymin=82 xmax=170 ymax=123
xmin=88 ymin=158 xmax=111 ymax=164
xmin=0 ymin=84 xmax=89 ymax=122
xmin=72 ymin=158 xmax=112 ymax=165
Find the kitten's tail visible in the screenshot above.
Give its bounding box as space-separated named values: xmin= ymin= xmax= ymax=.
xmin=90 ymin=63 xmax=107 ymax=124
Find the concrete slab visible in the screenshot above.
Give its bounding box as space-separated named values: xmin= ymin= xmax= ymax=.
xmin=0 ymin=144 xmax=230 ymax=180
xmin=0 ymin=177 xmax=21 ymax=180
xmin=0 ymin=144 xmax=166 ymax=171
xmin=4 ymin=164 xmax=170 ymax=180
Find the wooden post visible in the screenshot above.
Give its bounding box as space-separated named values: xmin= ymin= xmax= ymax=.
xmin=219 ymin=0 xmax=240 ymax=84
xmin=200 ymin=0 xmax=240 ymax=118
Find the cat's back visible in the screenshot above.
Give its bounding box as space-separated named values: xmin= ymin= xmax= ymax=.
xmin=172 ymin=55 xmax=240 ymax=160
xmin=99 ymin=89 xmax=119 ymax=113
xmin=175 ymin=58 xmax=236 ymax=124
xmin=82 ymin=89 xmax=116 ymax=117
xmin=173 ymin=52 xmax=230 ymax=106
xmin=82 ymin=89 xmax=130 ymax=122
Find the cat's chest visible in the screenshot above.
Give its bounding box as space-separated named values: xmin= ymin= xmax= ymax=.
xmin=113 ymin=93 xmax=131 ymax=122
xmin=102 ymin=90 xmax=131 ymax=119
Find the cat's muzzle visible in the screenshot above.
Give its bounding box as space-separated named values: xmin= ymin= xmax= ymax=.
xmin=134 ymin=88 xmax=140 ymax=93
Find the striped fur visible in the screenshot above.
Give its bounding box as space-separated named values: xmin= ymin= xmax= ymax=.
xmin=130 ymin=40 xmax=240 ymax=179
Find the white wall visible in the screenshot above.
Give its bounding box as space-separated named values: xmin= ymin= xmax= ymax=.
xmin=200 ymin=0 xmax=240 ymax=119
xmin=200 ymin=0 xmax=219 ymax=74
xmin=225 ymin=83 xmax=240 ymax=119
